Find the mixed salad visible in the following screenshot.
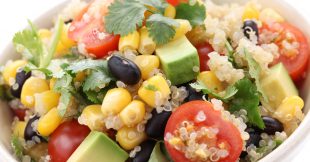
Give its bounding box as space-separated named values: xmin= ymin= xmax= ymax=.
xmin=2 ymin=0 xmax=309 ymax=162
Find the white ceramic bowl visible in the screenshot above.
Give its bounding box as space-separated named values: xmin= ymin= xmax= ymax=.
xmin=0 ymin=0 xmax=310 ymax=161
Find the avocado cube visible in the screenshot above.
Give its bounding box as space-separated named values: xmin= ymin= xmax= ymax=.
xmin=261 ymin=63 xmax=298 ymax=110
xmin=67 ymin=131 xmax=128 ymax=162
xmin=156 ymin=36 xmax=200 ymax=85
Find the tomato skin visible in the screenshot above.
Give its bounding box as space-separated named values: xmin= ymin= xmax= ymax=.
xmin=164 ymin=101 xmax=243 ymax=162
xmin=264 ymin=22 xmax=310 ymax=82
xmin=48 ymin=120 xmax=90 ymax=162
xmin=195 ymin=42 xmax=214 ymax=71
xmin=12 ymin=108 xmax=26 ymax=121
xmin=166 ymin=0 xmax=188 ymax=6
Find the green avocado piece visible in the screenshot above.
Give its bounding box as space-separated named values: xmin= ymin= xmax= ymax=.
xmin=156 ymin=36 xmax=200 ymax=85
xmin=67 ymin=131 xmax=128 ymax=162
xmin=261 ymin=63 xmax=298 ymax=110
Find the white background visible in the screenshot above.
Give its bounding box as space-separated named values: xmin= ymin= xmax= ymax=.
xmin=0 ymin=0 xmax=309 ymax=161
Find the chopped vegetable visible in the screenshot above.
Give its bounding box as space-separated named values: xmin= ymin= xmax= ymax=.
xmin=175 ymin=2 xmax=206 ymax=27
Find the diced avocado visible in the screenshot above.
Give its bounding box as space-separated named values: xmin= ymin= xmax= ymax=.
xmin=67 ymin=131 xmax=128 ymax=162
xmin=148 ymin=142 xmax=168 ymax=162
xmin=156 ymin=36 xmax=200 ymax=85
xmin=261 ymin=63 xmax=298 ymax=110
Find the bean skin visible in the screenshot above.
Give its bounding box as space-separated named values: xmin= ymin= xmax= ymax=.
xmin=146 ymin=109 xmax=171 ymax=139
xmin=132 ymin=140 xmax=156 ymax=162
xmin=262 ymin=116 xmax=284 ymax=135
xmin=10 ymin=69 xmax=31 ymax=98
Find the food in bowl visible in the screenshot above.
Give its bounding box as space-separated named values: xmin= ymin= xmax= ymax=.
xmin=1 ymin=0 xmax=308 ymax=161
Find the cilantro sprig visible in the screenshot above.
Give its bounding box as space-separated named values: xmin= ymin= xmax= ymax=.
xmin=175 ymin=2 xmax=206 ymax=27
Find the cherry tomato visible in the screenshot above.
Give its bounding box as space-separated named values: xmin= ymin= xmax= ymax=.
xmin=166 ymin=0 xmax=188 ymax=6
xmin=68 ymin=0 xmax=119 ymax=58
xmin=12 ymin=108 xmax=26 ymax=121
xmin=262 ymin=22 xmax=310 ymax=82
xmin=195 ymin=42 xmax=214 ymax=71
xmin=164 ymin=101 xmax=243 ymax=162
xmin=48 ymin=120 xmax=90 ymax=162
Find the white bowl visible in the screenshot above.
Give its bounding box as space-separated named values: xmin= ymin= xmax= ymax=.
xmin=0 ymin=0 xmax=309 ymax=161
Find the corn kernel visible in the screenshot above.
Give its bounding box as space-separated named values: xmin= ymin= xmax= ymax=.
xmin=197 ymin=71 xmax=224 ymax=93
xmin=101 ymin=88 xmax=132 ymax=117
xmin=13 ymin=121 xmax=26 ymax=137
xmin=55 ymin=42 xmax=68 ymax=57
xmin=49 ymin=78 xmax=57 ymax=90
xmin=21 ymin=77 xmax=50 ymax=108
xmin=260 ymin=8 xmax=284 ymax=23
xmin=37 ymin=108 xmax=62 ymax=136
xmin=38 ymin=29 xmax=52 ymax=40
xmin=79 ymin=105 xmax=105 ymax=131
xmin=60 ymin=24 xmax=76 ymax=48
xmin=119 ymin=100 xmax=146 ymax=127
xmin=138 ymin=27 xmax=156 ymax=55
xmin=138 ymin=75 xmax=171 ymax=107
xmin=3 ymin=60 xmax=27 ymax=85
xmin=274 ymin=96 xmax=304 ymax=123
xmin=134 ymin=55 xmax=160 ymax=80
xmin=242 ymin=3 xmax=260 ymax=21
xmin=173 ymin=19 xmax=192 ymax=40
xmin=34 ymin=90 xmax=60 ymax=115
xmin=116 ymin=126 xmax=146 ymax=150
xmin=74 ymin=71 xmax=86 ymax=83
xmin=164 ymin=4 xmax=176 ymax=19
xmin=119 ymin=31 xmax=140 ymax=52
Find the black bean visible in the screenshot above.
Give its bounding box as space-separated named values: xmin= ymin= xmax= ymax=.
xmin=108 ymin=55 xmax=141 ymax=85
xmin=184 ymin=84 xmax=204 ymax=102
xmin=64 ymin=19 xmax=73 ymax=24
xmin=242 ymin=20 xmax=259 ymax=41
xmin=245 ymin=128 xmax=262 ymax=147
xmin=262 ymin=116 xmax=284 ymax=135
xmin=24 ymin=115 xmax=45 ymax=142
xmin=132 ymin=140 xmax=156 ymax=162
xmin=10 ymin=69 xmax=31 ymax=98
xmin=146 ymin=109 xmax=171 ymax=139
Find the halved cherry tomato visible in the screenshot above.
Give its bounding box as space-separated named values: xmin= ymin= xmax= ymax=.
xmin=164 ymin=101 xmax=243 ymax=162
xmin=262 ymin=22 xmax=310 ymax=82
xmin=12 ymin=108 xmax=26 ymax=121
xmin=48 ymin=120 xmax=90 ymax=162
xmin=68 ymin=0 xmax=119 ymax=58
xmin=166 ymin=0 xmax=188 ymax=6
xmin=195 ymin=42 xmax=214 ymax=71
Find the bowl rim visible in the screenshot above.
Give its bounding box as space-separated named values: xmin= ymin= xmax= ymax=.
xmin=1 ymin=0 xmax=310 ymax=161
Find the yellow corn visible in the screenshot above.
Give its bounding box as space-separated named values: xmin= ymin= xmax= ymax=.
xmin=37 ymin=108 xmax=62 ymax=136
xmin=34 ymin=90 xmax=60 ymax=115
xmin=197 ymin=71 xmax=224 ymax=93
xmin=173 ymin=19 xmax=192 ymax=40
xmin=79 ymin=105 xmax=105 ymax=131
xmin=119 ymin=31 xmax=140 ymax=52
xmin=55 ymin=42 xmax=68 ymax=57
xmin=38 ymin=29 xmax=52 ymax=40
xmin=13 ymin=121 xmax=26 ymax=138
xmin=116 ymin=126 xmax=146 ymax=150
xmin=138 ymin=75 xmax=171 ymax=107
xmin=138 ymin=27 xmax=156 ymax=55
xmin=242 ymin=3 xmax=260 ymax=21
xmin=49 ymin=78 xmax=57 ymax=90
xmin=119 ymin=100 xmax=146 ymax=127
xmin=164 ymin=4 xmax=176 ymax=19
xmin=274 ymin=96 xmax=304 ymax=123
xmin=260 ymin=8 xmax=285 ymax=23
xmin=134 ymin=55 xmax=160 ymax=80
xmin=101 ymin=88 xmax=132 ymax=117
xmin=21 ymin=77 xmax=50 ymax=108
xmin=74 ymin=71 xmax=86 ymax=83
xmin=2 ymin=60 xmax=27 ymax=85
xmin=60 ymin=24 xmax=76 ymax=48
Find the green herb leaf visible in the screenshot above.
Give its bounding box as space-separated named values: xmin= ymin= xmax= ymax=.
xmin=244 ymin=48 xmax=268 ymax=103
xmin=53 ymin=74 xmax=73 ymax=93
xmin=175 ymin=2 xmax=206 ymax=27
xmin=141 ymin=0 xmax=168 ymax=14
xmin=66 ymin=59 xmax=108 ymax=73
xmin=11 ymin=136 xmax=24 ymax=160
xmin=24 ymin=64 xmax=53 ymax=79
xmin=105 ymin=0 xmax=147 ymax=36
xmin=83 ymin=83 xmax=115 ymax=104
xmin=57 ymin=89 xmax=72 ymax=116
xmin=190 ymin=80 xmax=238 ymax=102
xmin=144 ymin=84 xmax=159 ymax=91
xmin=83 ymin=70 xmax=113 ymax=91
xmin=146 ymin=14 xmax=179 ymax=45
xmin=229 ymin=78 xmax=265 ymax=129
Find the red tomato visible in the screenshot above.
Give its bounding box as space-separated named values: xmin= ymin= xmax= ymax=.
xmin=166 ymin=0 xmax=188 ymax=6
xmin=263 ymin=22 xmax=310 ymax=82
xmin=48 ymin=120 xmax=90 ymax=162
xmin=195 ymin=42 xmax=214 ymax=71
xmin=12 ymin=108 xmax=26 ymax=121
xmin=164 ymin=101 xmax=243 ymax=162
xmin=68 ymin=0 xmax=119 ymax=58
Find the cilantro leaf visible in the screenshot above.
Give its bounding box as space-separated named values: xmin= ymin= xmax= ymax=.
xmin=146 ymin=14 xmax=179 ymax=45
xmin=190 ymin=80 xmax=238 ymax=102
xmin=83 ymin=83 xmax=115 ymax=104
xmin=11 ymin=136 xmax=24 ymax=160
xmin=66 ymin=59 xmax=108 ymax=73
xmin=144 ymin=84 xmax=159 ymax=91
xmin=141 ymin=0 xmax=168 ymax=14
xmin=83 ymin=70 xmax=113 ymax=91
xmin=229 ymin=78 xmax=265 ymax=129
xmin=244 ymin=48 xmax=268 ymax=103
xmin=175 ymin=2 xmax=206 ymax=27
xmin=105 ymin=0 xmax=147 ymax=36
xmin=57 ymin=89 xmax=72 ymax=117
